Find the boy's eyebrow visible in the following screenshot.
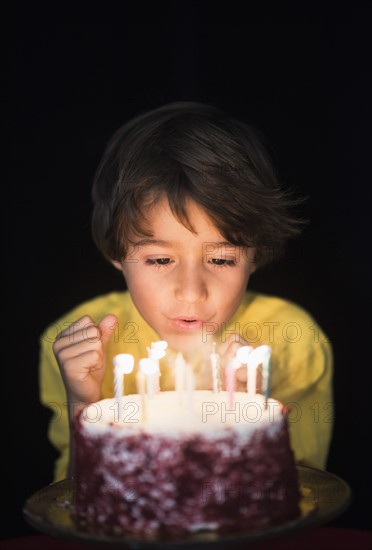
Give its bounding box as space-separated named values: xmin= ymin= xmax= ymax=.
xmin=131 ymin=239 xmax=237 ymax=248
xmin=130 ymin=238 xmax=174 ymax=247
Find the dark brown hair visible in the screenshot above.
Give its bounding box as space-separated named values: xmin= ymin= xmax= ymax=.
xmin=91 ymin=101 xmax=304 ymax=267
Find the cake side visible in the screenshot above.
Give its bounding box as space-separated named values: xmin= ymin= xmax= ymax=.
xmin=73 ymin=391 xmax=301 ymax=537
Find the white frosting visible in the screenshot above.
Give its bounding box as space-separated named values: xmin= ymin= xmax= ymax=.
xmin=80 ymin=391 xmax=284 ymax=438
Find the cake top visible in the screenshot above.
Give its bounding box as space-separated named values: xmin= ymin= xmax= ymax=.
xmin=79 ymin=390 xmax=285 ymax=438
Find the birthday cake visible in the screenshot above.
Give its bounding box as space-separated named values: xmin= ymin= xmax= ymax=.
xmin=73 ymin=390 xmax=301 ymax=538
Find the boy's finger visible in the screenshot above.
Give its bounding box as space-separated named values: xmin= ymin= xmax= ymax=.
xmin=55 ymin=315 xmax=96 ymax=339
xmin=218 ymin=333 xmax=247 ymax=356
xmin=236 ymin=366 xmax=248 ymax=382
xmin=98 ymin=314 xmax=118 ymax=349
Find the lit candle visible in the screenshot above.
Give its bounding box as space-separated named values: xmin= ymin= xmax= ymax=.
xmin=244 ymin=345 xmax=272 ymax=397
xmin=225 ymin=356 xmax=241 ymax=409
xmin=148 ymin=340 xmax=168 ymax=393
xmin=139 ymin=357 xmax=158 ymax=400
xmin=150 ymin=340 xmax=168 ymax=353
xmin=185 ymin=361 xmax=195 ymax=414
xmin=136 ymin=368 xmax=147 ymax=423
xmin=235 ymin=345 xmax=254 ymax=364
xmin=175 ymin=351 xmax=186 ymax=404
xmin=261 ymin=347 xmax=272 ymax=405
xmin=236 ymin=345 xmax=254 ymax=396
xmin=113 ymin=354 xmax=134 ymax=417
xmin=210 ymin=342 xmax=221 ymax=393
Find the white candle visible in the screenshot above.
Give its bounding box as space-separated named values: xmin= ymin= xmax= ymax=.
xmin=139 ymin=357 xmax=158 ymax=400
xmin=245 ymin=345 xmax=272 ymax=397
xmin=236 ymin=346 xmax=256 ymax=393
xmin=210 ymin=342 xmax=221 ymax=393
xmin=185 ymin=362 xmax=195 ymax=414
xmin=148 ymin=340 xmax=168 ymax=393
xmin=175 ymin=351 xmax=186 ymax=404
xmin=113 ymin=354 xmax=134 ymax=416
xmin=261 ymin=348 xmax=272 ymax=405
xmin=225 ymin=356 xmax=241 ymax=409
xmin=236 ymin=345 xmax=254 ymax=365
xmin=136 ymin=369 xmax=147 ymax=422
xmin=113 ymin=363 xmax=124 ymax=407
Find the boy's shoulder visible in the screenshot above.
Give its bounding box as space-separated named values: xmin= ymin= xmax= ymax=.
xmin=237 ymin=291 xmax=330 ymax=349
xmin=242 ymin=290 xmax=317 ymax=320
xmin=239 ymin=290 xmax=327 ymax=338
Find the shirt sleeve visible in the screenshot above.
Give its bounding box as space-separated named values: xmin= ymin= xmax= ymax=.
xmin=270 ymin=317 xmax=334 ymax=470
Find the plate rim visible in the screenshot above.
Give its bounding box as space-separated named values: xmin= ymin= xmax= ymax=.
xmin=23 ymin=465 xmax=352 ymax=548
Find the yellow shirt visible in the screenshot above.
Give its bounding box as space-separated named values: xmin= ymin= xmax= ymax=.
xmin=39 ymin=290 xmax=333 ymax=481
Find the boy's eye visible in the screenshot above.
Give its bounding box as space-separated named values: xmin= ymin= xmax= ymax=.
xmin=210 ymin=258 xmax=236 ymax=266
xmin=146 ymin=258 xmax=172 ymax=265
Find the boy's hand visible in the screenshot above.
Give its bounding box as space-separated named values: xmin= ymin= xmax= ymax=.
xmin=218 ymin=334 xmax=251 ymax=390
xmin=53 ymin=314 xmax=117 ymax=414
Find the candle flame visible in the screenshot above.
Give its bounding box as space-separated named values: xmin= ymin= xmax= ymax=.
xmin=236 ymin=345 xmax=254 ymax=364
xmin=246 ymin=345 xmax=272 ymax=369
xmin=113 ymin=353 xmax=134 ymax=374
xmin=151 ymin=340 xmax=168 ymax=351
xmin=148 ymin=347 xmax=167 ymax=360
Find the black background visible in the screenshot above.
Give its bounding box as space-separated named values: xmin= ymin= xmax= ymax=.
xmin=4 ymin=4 xmax=371 ymax=540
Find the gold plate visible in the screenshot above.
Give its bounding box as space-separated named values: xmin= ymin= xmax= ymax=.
xmin=23 ymin=466 xmax=351 ymax=549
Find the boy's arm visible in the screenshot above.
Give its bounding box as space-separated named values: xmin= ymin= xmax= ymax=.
xmin=39 ymin=314 xmax=117 ymax=480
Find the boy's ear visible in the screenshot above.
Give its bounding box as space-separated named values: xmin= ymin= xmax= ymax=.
xmin=111 ymin=260 xmax=123 ymax=271
xmin=247 ymin=247 xmax=257 ymax=274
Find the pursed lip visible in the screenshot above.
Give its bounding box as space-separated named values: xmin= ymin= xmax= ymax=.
xmin=170 ymin=316 xmax=206 ymax=332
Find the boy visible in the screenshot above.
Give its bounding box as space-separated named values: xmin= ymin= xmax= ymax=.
xmin=39 ymin=102 xmax=333 ymax=481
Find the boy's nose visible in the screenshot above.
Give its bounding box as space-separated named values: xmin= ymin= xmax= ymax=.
xmin=174 ymin=266 xmax=208 ymax=304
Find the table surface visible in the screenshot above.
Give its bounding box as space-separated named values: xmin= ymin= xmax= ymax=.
xmin=1 ymin=528 xmax=372 ymax=550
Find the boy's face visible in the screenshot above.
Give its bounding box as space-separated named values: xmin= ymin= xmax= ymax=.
xmin=112 ymin=197 xmax=256 ymax=354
